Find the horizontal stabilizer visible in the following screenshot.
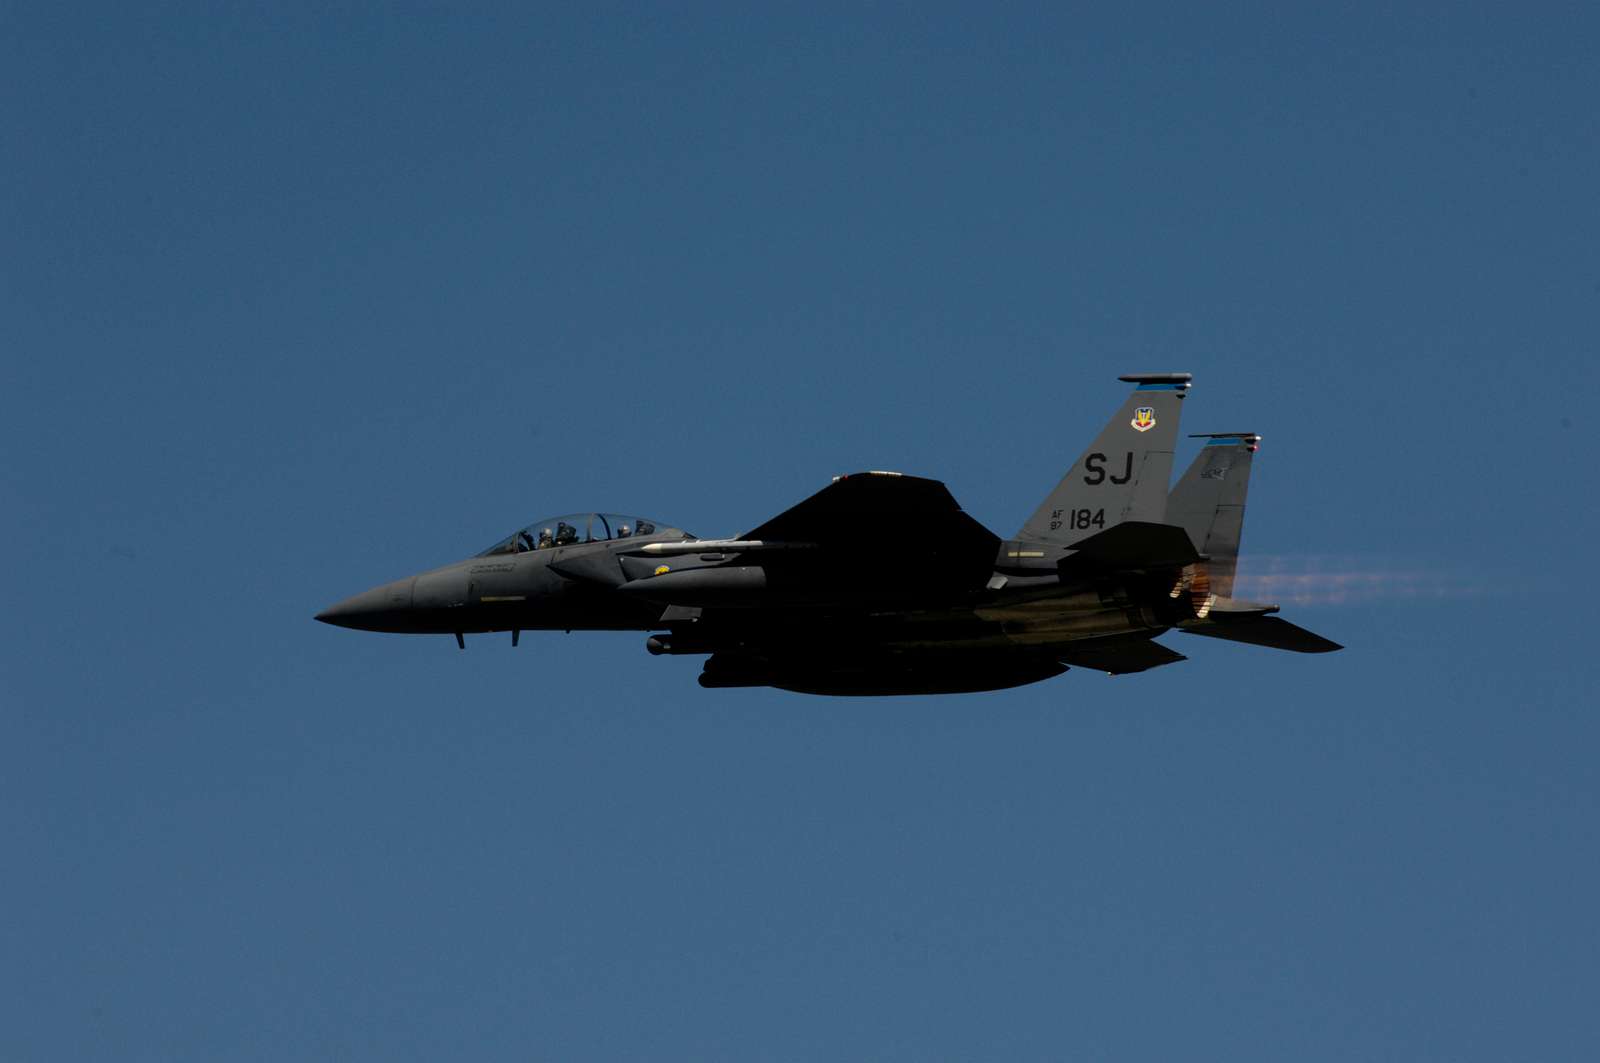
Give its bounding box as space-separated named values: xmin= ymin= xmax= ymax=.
xmin=1204 ymin=596 xmax=1279 ymax=617
xmin=1057 ymin=637 xmax=1187 ymax=675
xmin=1181 ymin=616 xmax=1343 ymax=653
xmin=1057 ymin=520 xmax=1200 ymax=577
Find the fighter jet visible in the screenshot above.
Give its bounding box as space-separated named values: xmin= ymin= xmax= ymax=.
xmin=316 ymin=373 xmax=1340 ymax=694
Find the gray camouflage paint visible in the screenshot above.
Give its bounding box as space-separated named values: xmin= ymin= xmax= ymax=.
xmin=317 ymin=375 xmax=1339 ymax=694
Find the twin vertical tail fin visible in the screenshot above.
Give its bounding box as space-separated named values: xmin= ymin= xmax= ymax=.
xmin=1017 ymin=374 xmax=1191 ymax=546
xmin=1167 ymin=433 xmax=1259 ymax=598
xmin=1168 ymin=432 xmax=1344 ymax=653
xmin=1008 ymin=374 xmax=1341 ymax=653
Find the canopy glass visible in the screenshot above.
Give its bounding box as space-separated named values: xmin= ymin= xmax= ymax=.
xmin=476 ymin=513 xmax=685 ymax=556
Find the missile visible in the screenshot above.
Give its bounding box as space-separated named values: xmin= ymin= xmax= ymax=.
xmin=628 ymin=539 xmax=817 ymax=558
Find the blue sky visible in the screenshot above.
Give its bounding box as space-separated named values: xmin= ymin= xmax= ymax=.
xmin=4 ymin=4 xmax=1597 ymax=1060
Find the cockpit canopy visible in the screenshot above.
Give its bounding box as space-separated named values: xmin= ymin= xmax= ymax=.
xmin=477 ymin=513 xmax=688 ymax=556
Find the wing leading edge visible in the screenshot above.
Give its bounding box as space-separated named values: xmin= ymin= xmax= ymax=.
xmin=740 ymin=470 xmax=998 ymax=552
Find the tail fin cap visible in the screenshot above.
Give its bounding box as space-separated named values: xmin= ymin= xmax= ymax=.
xmin=1118 ymin=373 xmax=1193 ymax=390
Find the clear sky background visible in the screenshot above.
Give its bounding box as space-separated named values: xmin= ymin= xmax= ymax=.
xmin=5 ymin=4 xmax=1598 ymax=1060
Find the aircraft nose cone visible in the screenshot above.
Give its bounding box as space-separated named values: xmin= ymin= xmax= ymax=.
xmin=314 ymin=577 xmax=416 ymax=631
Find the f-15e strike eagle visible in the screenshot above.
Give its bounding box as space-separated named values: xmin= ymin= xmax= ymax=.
xmin=316 ymin=374 xmax=1340 ymax=694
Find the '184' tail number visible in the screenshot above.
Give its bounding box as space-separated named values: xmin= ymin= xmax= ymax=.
xmin=1050 ymin=508 xmax=1106 ymax=532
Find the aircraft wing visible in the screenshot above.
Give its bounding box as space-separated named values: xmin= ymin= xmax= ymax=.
xmin=739 ymin=471 xmax=998 ymax=551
